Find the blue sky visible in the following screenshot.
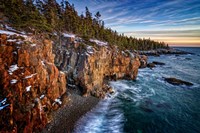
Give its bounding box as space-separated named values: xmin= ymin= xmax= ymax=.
xmin=61 ymin=0 xmax=200 ymax=46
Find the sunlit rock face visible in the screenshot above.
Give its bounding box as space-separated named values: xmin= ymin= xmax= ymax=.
xmin=0 ymin=33 xmax=67 ymax=132
xmin=54 ymin=37 xmax=141 ymax=98
xmin=139 ymin=55 xmax=148 ymax=68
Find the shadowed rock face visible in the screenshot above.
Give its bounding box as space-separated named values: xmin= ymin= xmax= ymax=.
xmin=0 ymin=34 xmax=67 ymax=132
xmin=164 ymin=77 xmax=193 ymax=86
xmin=54 ymin=40 xmax=141 ymax=98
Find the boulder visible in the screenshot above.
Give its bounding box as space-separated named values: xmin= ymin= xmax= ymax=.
xmin=152 ymin=61 xmax=165 ymax=65
xmin=147 ymin=63 xmax=155 ymax=69
xmin=139 ymin=55 xmax=148 ymax=68
xmin=164 ymin=77 xmax=193 ymax=86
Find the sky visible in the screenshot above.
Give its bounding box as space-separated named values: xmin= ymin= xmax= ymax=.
xmin=64 ymin=0 xmax=200 ymax=47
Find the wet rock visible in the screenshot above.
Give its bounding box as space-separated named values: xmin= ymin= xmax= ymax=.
xmin=139 ymin=55 xmax=148 ymax=68
xmin=164 ymin=77 xmax=193 ymax=86
xmin=152 ymin=61 xmax=165 ymax=65
xmin=147 ymin=63 xmax=156 ymax=69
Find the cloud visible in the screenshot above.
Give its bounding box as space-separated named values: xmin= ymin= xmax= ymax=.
xmin=124 ymin=29 xmax=200 ymax=37
xmin=123 ymin=29 xmax=200 ymax=45
xmin=67 ymin=0 xmax=200 ymax=45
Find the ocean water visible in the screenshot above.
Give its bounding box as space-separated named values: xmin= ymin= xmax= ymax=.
xmin=74 ymin=47 xmax=200 ymax=133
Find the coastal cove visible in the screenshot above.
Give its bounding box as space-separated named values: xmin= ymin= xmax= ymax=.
xmin=1 ymin=0 xmax=200 ymax=132
xmin=0 ymin=30 xmax=199 ymax=132
xmin=73 ymin=47 xmax=200 ymax=133
xmin=0 ymin=29 xmax=199 ymax=133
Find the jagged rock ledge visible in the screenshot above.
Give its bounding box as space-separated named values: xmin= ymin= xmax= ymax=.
xmin=54 ymin=34 xmax=141 ymax=98
xmin=0 ymin=30 xmax=143 ymax=132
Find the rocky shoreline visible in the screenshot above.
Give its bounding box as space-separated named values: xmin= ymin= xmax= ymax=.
xmin=0 ymin=28 xmax=193 ymax=132
xmin=138 ymin=48 xmax=192 ymax=56
xmin=0 ymin=30 xmax=141 ymax=132
xmin=53 ymin=35 xmax=141 ymax=98
xmin=42 ymin=89 xmax=99 ymax=133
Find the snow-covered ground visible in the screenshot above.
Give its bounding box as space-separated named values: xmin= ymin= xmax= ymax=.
xmin=90 ymin=39 xmax=108 ymax=46
xmin=10 ymin=79 xmax=18 ymax=84
xmin=0 ymin=29 xmax=27 ymax=38
xmin=63 ymin=33 xmax=75 ymax=38
xmin=0 ymin=30 xmax=18 ymax=35
xmin=8 ymin=64 xmax=19 ymax=75
xmin=24 ymin=73 xmax=37 ymax=79
xmin=26 ymin=86 xmax=31 ymax=92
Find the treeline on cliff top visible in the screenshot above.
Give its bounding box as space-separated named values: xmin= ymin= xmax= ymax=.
xmin=1 ymin=0 xmax=168 ymax=50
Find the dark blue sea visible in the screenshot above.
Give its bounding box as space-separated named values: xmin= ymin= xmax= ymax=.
xmin=74 ymin=47 xmax=200 ymax=133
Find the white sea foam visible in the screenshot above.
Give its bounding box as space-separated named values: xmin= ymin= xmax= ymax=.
xmin=74 ymin=94 xmax=124 ymax=133
xmin=75 ymin=48 xmax=200 ymax=132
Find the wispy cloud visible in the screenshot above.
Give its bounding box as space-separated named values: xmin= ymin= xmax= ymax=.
xmin=67 ymin=0 xmax=200 ymax=45
xmin=124 ymin=29 xmax=200 ymax=45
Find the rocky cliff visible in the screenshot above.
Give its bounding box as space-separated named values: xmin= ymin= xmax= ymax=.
xmin=0 ymin=30 xmax=142 ymax=132
xmin=0 ymin=32 xmax=67 ymax=132
xmin=54 ymin=36 xmax=141 ymax=98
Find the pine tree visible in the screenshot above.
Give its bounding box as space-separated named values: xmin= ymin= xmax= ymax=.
xmin=1 ymin=0 xmax=169 ymax=50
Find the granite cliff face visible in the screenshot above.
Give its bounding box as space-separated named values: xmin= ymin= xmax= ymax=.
xmin=0 ymin=31 xmax=142 ymax=132
xmin=54 ymin=37 xmax=141 ymax=98
xmin=0 ymin=33 xmax=67 ymax=132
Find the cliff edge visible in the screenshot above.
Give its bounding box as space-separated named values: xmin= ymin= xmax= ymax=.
xmin=54 ymin=35 xmax=141 ymax=98
xmin=0 ymin=30 xmax=142 ymax=132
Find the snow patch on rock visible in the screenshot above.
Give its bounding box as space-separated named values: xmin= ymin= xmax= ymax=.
xmin=90 ymin=39 xmax=108 ymax=46
xmin=53 ymin=98 xmax=62 ymax=106
xmin=63 ymin=33 xmax=75 ymax=38
xmin=31 ymin=44 xmax=36 ymax=47
xmin=7 ymin=39 xmax=17 ymax=42
xmin=24 ymin=73 xmax=37 ymax=79
xmin=41 ymin=61 xmax=45 ymax=66
xmin=8 ymin=65 xmax=19 ymax=75
xmin=26 ymin=86 xmax=31 ymax=92
xmin=10 ymin=79 xmax=18 ymax=84
xmin=40 ymin=95 xmax=45 ymax=99
xmin=0 ymin=30 xmax=17 ymax=35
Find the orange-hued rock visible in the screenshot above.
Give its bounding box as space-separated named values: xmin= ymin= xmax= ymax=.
xmin=77 ymin=48 xmax=140 ymax=97
xmin=55 ymin=42 xmax=141 ymax=98
xmin=139 ymin=55 xmax=148 ymax=68
xmin=0 ymin=33 xmax=66 ymax=132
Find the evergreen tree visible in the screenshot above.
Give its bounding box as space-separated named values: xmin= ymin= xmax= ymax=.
xmin=1 ymin=0 xmax=169 ymax=50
